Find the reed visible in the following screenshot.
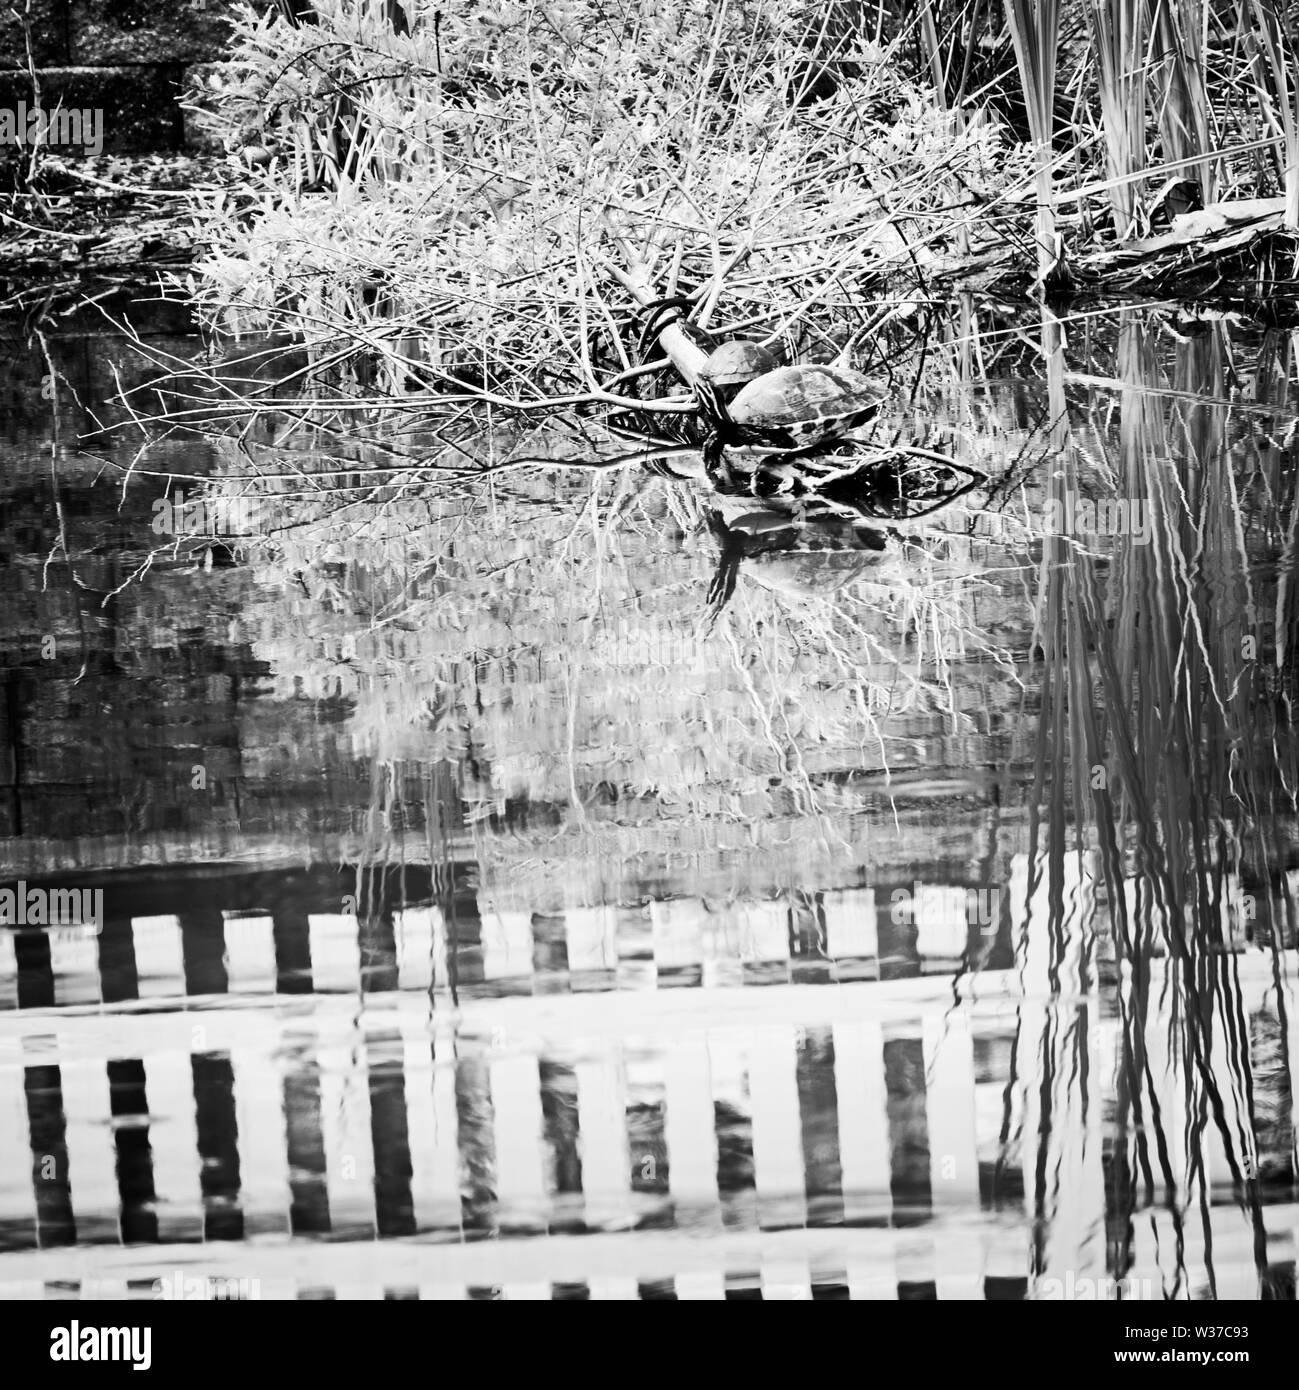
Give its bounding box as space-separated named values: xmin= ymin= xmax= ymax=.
xmin=1247 ymin=0 xmax=1299 ymax=230
xmin=1085 ymin=0 xmax=1148 ymax=237
xmin=1148 ymin=0 xmax=1215 ymax=199
xmin=1002 ymin=0 xmax=1064 ymax=288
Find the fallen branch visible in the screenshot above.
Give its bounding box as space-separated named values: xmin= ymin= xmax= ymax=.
xmin=1077 ymin=197 xmax=1293 ymax=282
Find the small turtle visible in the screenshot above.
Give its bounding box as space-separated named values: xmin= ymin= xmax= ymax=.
xmin=1148 ymin=177 xmax=1204 ymax=230
xmin=696 ymin=360 xmax=888 ymax=481
xmin=695 ymin=339 xmax=782 ymax=407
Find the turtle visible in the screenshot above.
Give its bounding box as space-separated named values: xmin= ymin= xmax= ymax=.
xmin=695 ymin=359 xmax=889 ymax=482
xmin=695 ymin=339 xmax=782 ymax=406
xmin=1148 ymin=176 xmax=1204 ymax=230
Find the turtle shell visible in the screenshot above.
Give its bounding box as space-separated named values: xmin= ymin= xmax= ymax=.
xmin=727 ymin=365 xmax=888 ymax=449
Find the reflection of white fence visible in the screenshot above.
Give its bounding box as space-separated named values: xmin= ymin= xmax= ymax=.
xmin=0 ymin=884 xmax=930 ymax=1007
xmin=0 ymin=867 xmax=1296 ymax=1300
xmin=1 ymin=862 xmax=1265 ymax=1010
xmin=0 ymin=980 xmax=1029 ymax=1296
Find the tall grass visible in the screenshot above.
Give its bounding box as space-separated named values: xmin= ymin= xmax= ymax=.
xmin=1148 ymin=0 xmax=1214 ymax=199
xmin=1085 ymin=0 xmax=1215 ymax=234
xmin=1086 ymin=0 xmax=1147 ymax=237
xmin=1248 ymin=0 xmax=1299 ymax=229
xmin=1002 ymin=0 xmax=1063 ymax=287
xmin=1064 ymin=0 xmax=1299 ymax=250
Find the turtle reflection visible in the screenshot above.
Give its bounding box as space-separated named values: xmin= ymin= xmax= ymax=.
xmin=703 ymin=500 xmax=890 ymax=616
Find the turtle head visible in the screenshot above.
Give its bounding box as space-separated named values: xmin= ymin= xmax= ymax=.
xmin=693 ymin=371 xmax=732 ymax=431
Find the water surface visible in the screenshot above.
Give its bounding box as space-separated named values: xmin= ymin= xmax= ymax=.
xmin=1 ymin=302 xmax=1297 ymax=1299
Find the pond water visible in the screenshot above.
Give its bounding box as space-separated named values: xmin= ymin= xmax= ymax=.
xmin=0 ymin=299 xmax=1297 ymax=1300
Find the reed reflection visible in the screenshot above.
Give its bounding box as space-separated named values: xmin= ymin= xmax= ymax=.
xmin=1009 ymin=308 xmax=1298 ymax=1300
